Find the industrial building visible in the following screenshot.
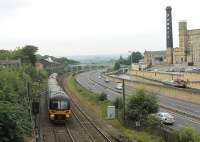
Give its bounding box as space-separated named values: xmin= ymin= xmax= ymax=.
xmin=144 ymin=6 xmax=200 ymax=66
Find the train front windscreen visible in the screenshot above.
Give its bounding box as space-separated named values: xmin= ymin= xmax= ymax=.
xmin=50 ymin=100 xmax=70 ymax=110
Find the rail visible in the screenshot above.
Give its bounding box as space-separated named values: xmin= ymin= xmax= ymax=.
xmin=61 ymin=79 xmax=113 ymax=142
xmin=52 ymin=126 xmax=75 ymax=142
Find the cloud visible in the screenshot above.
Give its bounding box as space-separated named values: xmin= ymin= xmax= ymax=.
xmin=0 ymin=0 xmax=31 ymax=16
xmin=0 ymin=0 xmax=200 ymax=56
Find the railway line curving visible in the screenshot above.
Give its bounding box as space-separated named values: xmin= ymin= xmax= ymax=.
xmin=61 ymin=79 xmax=114 ymax=142
xmin=41 ymin=74 xmax=115 ymax=142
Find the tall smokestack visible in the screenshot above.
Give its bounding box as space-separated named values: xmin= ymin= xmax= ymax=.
xmin=166 ymin=6 xmax=173 ymax=48
xmin=166 ymin=6 xmax=173 ymax=64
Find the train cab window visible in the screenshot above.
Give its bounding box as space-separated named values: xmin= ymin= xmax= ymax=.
xmin=60 ymin=101 xmax=69 ymax=109
xmin=50 ymin=100 xmax=69 ymax=110
xmin=51 ymin=101 xmax=59 ymax=109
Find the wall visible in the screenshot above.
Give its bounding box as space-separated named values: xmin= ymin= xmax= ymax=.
xmin=129 ymin=70 xmax=200 ymax=89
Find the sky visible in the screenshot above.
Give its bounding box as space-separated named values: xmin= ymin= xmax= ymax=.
xmin=0 ymin=0 xmax=200 ymax=57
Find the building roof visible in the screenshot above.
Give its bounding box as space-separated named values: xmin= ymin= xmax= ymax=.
xmin=145 ymin=50 xmax=166 ymax=56
xmin=0 ymin=59 xmax=21 ymax=65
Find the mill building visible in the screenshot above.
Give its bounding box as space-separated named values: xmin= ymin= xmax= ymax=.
xmin=144 ymin=6 xmax=200 ymax=66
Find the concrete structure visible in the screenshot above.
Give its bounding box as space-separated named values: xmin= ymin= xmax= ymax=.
xmin=144 ymin=51 xmax=166 ymax=66
xmin=144 ymin=6 xmax=200 ymax=66
xmin=131 ymin=63 xmax=147 ymax=71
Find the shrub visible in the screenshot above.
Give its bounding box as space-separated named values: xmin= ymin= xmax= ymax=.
xmin=98 ymin=92 xmax=107 ymax=101
xmin=179 ymin=127 xmax=200 ymax=142
xmin=113 ymin=97 xmax=123 ymax=109
xmin=126 ymin=89 xmax=159 ymax=127
xmin=145 ymin=115 xmax=160 ymax=128
xmin=0 ymin=112 xmax=24 ymax=142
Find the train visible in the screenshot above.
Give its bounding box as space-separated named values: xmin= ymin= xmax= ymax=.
xmin=47 ymin=73 xmax=71 ymax=123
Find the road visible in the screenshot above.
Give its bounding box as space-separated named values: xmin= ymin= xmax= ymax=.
xmin=76 ymin=70 xmax=200 ymax=132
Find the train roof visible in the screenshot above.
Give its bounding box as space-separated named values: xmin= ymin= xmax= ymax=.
xmin=48 ymin=85 xmax=62 ymax=90
xmin=50 ymin=90 xmax=67 ymax=96
xmin=49 ymin=73 xmax=58 ymax=79
xmin=48 ymin=73 xmax=69 ymax=100
xmin=50 ymin=92 xmax=69 ymax=100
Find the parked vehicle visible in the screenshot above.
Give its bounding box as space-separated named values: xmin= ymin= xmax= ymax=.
xmin=157 ymin=112 xmax=175 ymax=124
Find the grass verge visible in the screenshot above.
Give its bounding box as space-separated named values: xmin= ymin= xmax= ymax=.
xmin=66 ymin=74 xmax=163 ymax=142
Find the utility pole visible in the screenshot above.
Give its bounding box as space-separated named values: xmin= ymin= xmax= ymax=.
xmin=122 ymin=79 xmax=126 ymax=124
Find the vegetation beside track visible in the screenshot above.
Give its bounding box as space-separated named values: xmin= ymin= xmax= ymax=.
xmin=0 ymin=46 xmax=48 ymax=142
xmin=66 ymin=74 xmax=163 ymax=142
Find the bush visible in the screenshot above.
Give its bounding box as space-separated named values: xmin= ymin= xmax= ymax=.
xmin=113 ymin=97 xmax=123 ymax=119
xmin=98 ymin=92 xmax=107 ymax=101
xmin=179 ymin=127 xmax=200 ymax=142
xmin=145 ymin=115 xmax=160 ymax=128
xmin=0 ymin=112 xmax=24 ymax=142
xmin=113 ymin=62 xmax=120 ymax=70
xmin=113 ymin=97 xmax=123 ymax=109
xmin=126 ymin=89 xmax=159 ymax=127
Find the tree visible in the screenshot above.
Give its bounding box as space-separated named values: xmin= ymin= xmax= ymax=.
xmin=54 ymin=57 xmax=79 ymax=65
xmin=179 ymin=127 xmax=200 ymax=142
xmin=98 ymin=92 xmax=107 ymax=101
xmin=113 ymin=97 xmax=123 ymax=119
xmin=21 ymin=45 xmax=38 ymax=65
xmin=0 ymin=112 xmax=23 ymax=142
xmin=126 ymin=89 xmax=159 ymax=126
xmin=114 ymin=62 xmax=120 ymax=70
xmin=113 ymin=97 xmax=123 ymax=110
xmin=114 ymin=52 xmax=143 ymax=67
xmin=130 ymin=51 xmax=143 ymax=63
xmin=0 ymin=50 xmax=12 ymax=59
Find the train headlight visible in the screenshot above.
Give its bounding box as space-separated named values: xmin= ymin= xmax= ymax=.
xmin=65 ymin=114 xmax=69 ymax=118
xmin=50 ymin=114 xmax=55 ymax=120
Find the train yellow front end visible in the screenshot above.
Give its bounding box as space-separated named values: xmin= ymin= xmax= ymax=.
xmin=49 ymin=110 xmax=71 ymax=122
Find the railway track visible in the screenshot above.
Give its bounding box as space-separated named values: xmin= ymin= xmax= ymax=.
xmin=61 ymin=79 xmax=113 ymax=142
xmin=41 ymin=91 xmax=75 ymax=142
xmin=52 ymin=126 xmax=75 ymax=142
xmin=71 ymin=100 xmax=112 ymax=142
